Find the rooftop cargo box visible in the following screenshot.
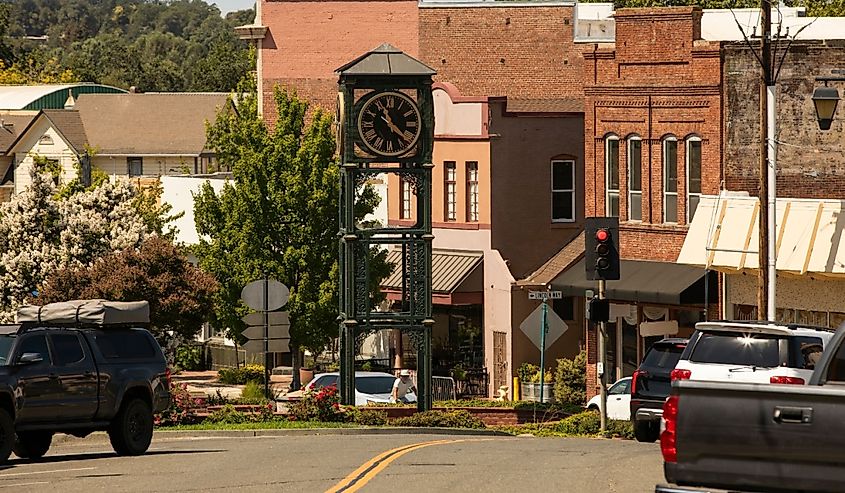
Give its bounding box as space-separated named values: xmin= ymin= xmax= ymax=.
xmin=16 ymin=300 xmax=150 ymax=325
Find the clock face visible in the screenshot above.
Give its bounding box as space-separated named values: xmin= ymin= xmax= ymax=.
xmin=356 ymin=91 xmax=421 ymax=157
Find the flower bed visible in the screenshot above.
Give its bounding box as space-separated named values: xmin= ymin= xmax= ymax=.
xmin=360 ymin=406 xmax=570 ymax=426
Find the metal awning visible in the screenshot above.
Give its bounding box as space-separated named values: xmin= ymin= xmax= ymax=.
xmin=382 ymin=249 xmax=483 ymax=294
xmin=678 ymin=194 xmax=845 ymax=278
xmin=548 ymin=258 xmax=706 ymax=305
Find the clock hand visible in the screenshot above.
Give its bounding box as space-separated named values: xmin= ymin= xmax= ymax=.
xmin=381 ymin=115 xmax=405 ymax=138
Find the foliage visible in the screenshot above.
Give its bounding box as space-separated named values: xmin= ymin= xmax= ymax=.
xmin=529 ymin=368 xmax=554 ymax=384
xmin=132 ymin=180 xmax=183 ymax=240
xmin=175 ymin=344 xmax=206 ymax=372
xmin=553 ymin=351 xmax=587 ymax=407
xmin=390 ymin=410 xmax=486 ymax=429
xmin=288 ymin=385 xmax=351 ymax=423
xmin=0 ymin=159 xmax=150 ymax=322
xmin=154 ymin=379 xmax=198 ymax=427
xmin=349 ymin=409 xmax=388 ymax=426
xmin=517 ymin=363 xmax=539 ymax=383
xmin=3 ymin=0 xmax=254 ymax=92
xmin=205 ymin=403 xmax=275 ymax=424
xmin=602 ymin=419 xmax=635 ymax=440
xmin=158 ymin=420 xmax=355 ymax=431
xmin=240 ymin=380 xmax=266 ymax=403
xmin=554 ymin=411 xmax=602 ymax=435
xmin=217 ymin=364 xmax=266 ymax=385
xmin=38 ymin=236 xmax=218 ymax=344
xmin=193 ymin=77 xmax=390 ymax=357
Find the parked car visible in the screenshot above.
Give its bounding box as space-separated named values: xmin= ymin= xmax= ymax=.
xmin=587 ymin=377 xmax=631 ymax=421
xmin=630 ymin=338 xmax=688 ymax=442
xmin=672 ymin=321 xmax=834 ymax=385
xmin=656 ymin=324 xmax=845 ymax=493
xmin=305 ymin=371 xmax=416 ymax=406
xmin=0 ymin=300 xmax=169 ymax=464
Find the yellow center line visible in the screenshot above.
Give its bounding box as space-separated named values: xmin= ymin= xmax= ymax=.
xmin=326 ymin=438 xmax=491 ymax=493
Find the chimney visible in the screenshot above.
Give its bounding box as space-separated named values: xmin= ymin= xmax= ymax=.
xmin=64 ymin=89 xmax=76 ymax=109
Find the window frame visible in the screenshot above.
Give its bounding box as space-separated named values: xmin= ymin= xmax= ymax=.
xmin=444 ymin=161 xmax=457 ymax=222
xmin=605 ymin=136 xmax=620 ymax=217
xmin=686 ymin=137 xmax=702 ymax=223
xmin=128 ymin=156 xmax=143 ymax=178
xmin=663 ymin=137 xmax=679 ymax=224
xmin=466 ymin=161 xmax=479 ymax=222
xmin=551 ymin=159 xmax=576 ymax=223
xmin=627 ymin=136 xmax=643 ymax=222
xmin=399 ymin=177 xmax=411 ymax=220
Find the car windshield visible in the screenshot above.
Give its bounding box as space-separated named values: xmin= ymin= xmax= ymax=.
xmin=0 ymin=335 xmax=15 ymax=365
xmin=642 ymin=343 xmax=685 ymax=369
xmin=690 ymin=331 xmax=782 ymax=367
xmin=356 ymin=376 xmax=396 ymax=395
xmin=311 ymin=375 xmax=339 ymax=389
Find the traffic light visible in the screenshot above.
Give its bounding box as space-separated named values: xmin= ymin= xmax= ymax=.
xmin=587 ymin=297 xmax=610 ymax=323
xmin=585 ymin=217 xmax=620 ymax=281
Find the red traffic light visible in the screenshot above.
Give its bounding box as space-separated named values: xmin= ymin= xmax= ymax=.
xmin=595 ymin=229 xmax=610 ymax=242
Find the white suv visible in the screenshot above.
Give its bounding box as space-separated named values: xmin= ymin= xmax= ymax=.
xmin=672 ymin=321 xmax=834 ymax=385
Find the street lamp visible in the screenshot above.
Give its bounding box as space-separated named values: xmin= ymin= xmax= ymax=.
xmin=812 ymin=86 xmax=840 ymax=131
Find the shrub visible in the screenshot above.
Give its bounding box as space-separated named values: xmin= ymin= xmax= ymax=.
xmin=529 ymin=368 xmax=554 ymax=383
xmin=218 ymin=364 xmax=266 ymax=384
xmin=603 ymin=420 xmax=635 ymax=440
xmin=517 ymin=363 xmax=539 ymax=383
xmin=554 ymin=411 xmax=601 ymax=435
xmin=155 ymin=378 xmax=199 ymax=426
xmin=175 ymin=344 xmax=206 ymax=371
xmin=240 ymin=380 xmax=266 ymax=403
xmin=553 ymin=351 xmax=587 ymax=407
xmin=351 ymin=409 xmax=388 ymax=426
xmin=390 ymin=410 xmax=485 ymax=429
xmin=288 ymin=385 xmax=351 ymax=423
xmin=205 ymin=402 xmax=276 ymax=424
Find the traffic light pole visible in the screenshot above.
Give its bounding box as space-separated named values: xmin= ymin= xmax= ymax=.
xmin=598 ymin=279 xmax=607 ymax=432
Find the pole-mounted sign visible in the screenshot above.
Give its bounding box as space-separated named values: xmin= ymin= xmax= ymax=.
xmin=240 ymin=279 xmax=290 ymax=399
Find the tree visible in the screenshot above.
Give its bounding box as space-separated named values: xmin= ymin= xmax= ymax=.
xmin=193 ymin=77 xmax=390 ymax=372
xmin=0 ymin=157 xmax=149 ymax=321
xmin=38 ymin=236 xmax=218 ymax=344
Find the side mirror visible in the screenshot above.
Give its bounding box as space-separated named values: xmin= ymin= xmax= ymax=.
xmin=17 ymin=352 xmax=43 ymax=365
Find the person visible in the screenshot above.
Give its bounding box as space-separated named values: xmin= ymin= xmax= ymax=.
xmin=801 ymin=342 xmax=824 ymax=370
xmin=391 ymin=369 xmax=417 ymax=403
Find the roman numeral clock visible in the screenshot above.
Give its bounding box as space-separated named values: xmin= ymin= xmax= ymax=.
xmin=336 ymin=44 xmax=436 ymax=411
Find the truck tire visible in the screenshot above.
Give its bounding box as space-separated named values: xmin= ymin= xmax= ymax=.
xmin=108 ymin=398 xmax=153 ymax=456
xmin=0 ymin=409 xmax=12 ymax=464
xmin=13 ymin=431 xmax=52 ymax=459
xmin=634 ymin=418 xmax=659 ymax=443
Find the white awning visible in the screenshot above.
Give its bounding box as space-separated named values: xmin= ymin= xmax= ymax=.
xmin=678 ymin=194 xmax=845 ymax=277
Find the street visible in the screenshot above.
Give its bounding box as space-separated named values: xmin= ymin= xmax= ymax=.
xmin=0 ymin=432 xmax=663 ymax=492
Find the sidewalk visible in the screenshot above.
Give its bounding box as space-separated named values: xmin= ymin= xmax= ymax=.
xmin=172 ymin=370 xmax=293 ymax=399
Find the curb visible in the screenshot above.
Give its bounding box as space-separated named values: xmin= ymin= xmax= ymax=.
xmin=51 ymin=427 xmax=510 ymax=446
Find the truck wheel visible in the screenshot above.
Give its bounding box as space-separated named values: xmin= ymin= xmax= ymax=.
xmin=634 ymin=419 xmax=659 ymax=443
xmin=108 ymin=398 xmax=153 ymax=456
xmin=13 ymin=431 xmax=52 ymax=459
xmin=0 ymin=409 xmax=13 ymax=464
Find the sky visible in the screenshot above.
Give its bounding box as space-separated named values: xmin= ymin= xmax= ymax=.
xmin=211 ymin=0 xmax=255 ymax=15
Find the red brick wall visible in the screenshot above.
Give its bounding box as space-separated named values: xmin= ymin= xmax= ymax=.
xmin=419 ymin=5 xmax=584 ymax=99
xmin=583 ymin=7 xmax=722 ymax=258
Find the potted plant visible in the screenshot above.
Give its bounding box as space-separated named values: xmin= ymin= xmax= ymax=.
xmin=517 ymin=363 xmax=539 ymax=401
xmin=529 ymin=368 xmax=555 ymax=403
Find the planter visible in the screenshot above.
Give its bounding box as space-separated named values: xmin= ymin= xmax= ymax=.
xmin=299 ymin=368 xmax=314 ymax=386
xmin=521 ymin=382 xmax=553 ymax=403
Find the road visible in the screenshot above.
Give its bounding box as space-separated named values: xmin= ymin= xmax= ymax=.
xmin=0 ymin=432 xmax=664 ymax=492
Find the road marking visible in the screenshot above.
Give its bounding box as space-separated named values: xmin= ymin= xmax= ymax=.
xmin=326 ymin=438 xmax=489 ymax=493
xmin=0 ymin=466 xmax=96 ymax=478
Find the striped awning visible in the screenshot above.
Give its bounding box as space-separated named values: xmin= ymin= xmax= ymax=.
xmin=678 ymin=194 xmax=845 ymax=277
xmin=382 ymin=249 xmax=483 ymax=294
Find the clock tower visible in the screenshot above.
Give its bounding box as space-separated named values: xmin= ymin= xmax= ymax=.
xmin=336 ymin=44 xmax=436 ymax=410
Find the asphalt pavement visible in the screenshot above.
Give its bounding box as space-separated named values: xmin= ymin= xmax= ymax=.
xmin=0 ymin=432 xmax=664 ymax=492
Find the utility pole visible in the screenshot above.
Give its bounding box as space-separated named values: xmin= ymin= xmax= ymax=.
xmin=758 ymin=0 xmax=773 ymax=320
xmin=598 ymin=280 xmax=607 ymax=432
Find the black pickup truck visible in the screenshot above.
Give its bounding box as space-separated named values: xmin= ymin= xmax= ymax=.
xmin=0 ymin=300 xmax=170 ymax=463
xmin=657 ymin=324 xmax=845 ymax=493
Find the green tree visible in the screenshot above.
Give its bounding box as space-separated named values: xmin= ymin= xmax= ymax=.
xmin=193 ymin=77 xmax=390 ymax=374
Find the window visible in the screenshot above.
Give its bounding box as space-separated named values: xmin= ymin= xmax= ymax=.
xmin=400 ymin=177 xmax=411 ymax=220
xmin=50 ymin=333 xmax=85 ymax=366
xmin=551 ymin=160 xmax=575 ymax=223
xmin=444 ymin=161 xmax=456 ymax=221
xmin=825 ymin=341 xmax=845 ymax=383
xmin=17 ymin=334 xmax=50 ymax=365
xmin=686 ymin=138 xmax=702 ymax=222
xmin=663 ymin=138 xmax=678 ymax=223
xmin=690 ymin=332 xmax=781 ymax=367
xmin=628 ymin=137 xmax=642 ymax=221
xmin=94 ymin=330 xmax=157 ymax=359
xmin=605 ymin=136 xmax=619 ymax=217
xmin=466 ymin=161 xmax=479 ymax=222
xmin=608 ymin=379 xmax=630 ymax=395
xmin=128 ymin=157 xmax=143 ymax=177
xmin=38 ymin=135 xmax=54 ymax=145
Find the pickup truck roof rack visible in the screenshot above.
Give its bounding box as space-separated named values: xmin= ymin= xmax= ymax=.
xmin=699 ymin=320 xmax=835 ymax=333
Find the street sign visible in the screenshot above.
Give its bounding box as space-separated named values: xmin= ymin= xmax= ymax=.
xmin=243 ymin=338 xmax=290 ymax=353
xmin=519 ymin=303 xmax=568 ymax=350
xmin=243 ymin=324 xmax=290 ymax=341
xmin=242 ymin=311 xmax=289 ymax=327
xmin=241 ymin=279 xmax=289 ymax=312
xmin=528 ymin=290 xmax=562 ymax=301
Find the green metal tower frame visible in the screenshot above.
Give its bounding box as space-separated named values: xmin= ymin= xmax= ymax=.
xmin=336 ymin=44 xmax=436 ymax=411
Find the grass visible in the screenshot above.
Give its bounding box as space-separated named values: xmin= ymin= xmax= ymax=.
xmin=158 ymin=420 xmax=358 ymax=431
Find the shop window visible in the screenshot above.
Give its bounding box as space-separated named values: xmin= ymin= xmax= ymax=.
xmin=663 ymin=137 xmax=678 ymax=223
xmin=628 ymin=136 xmax=642 ymax=221
xmin=466 ymin=161 xmax=479 ymax=222
xmin=605 ymin=136 xmax=619 ymax=217
xmin=444 ymin=161 xmax=456 ymax=221
xmin=551 ymin=160 xmax=575 ymax=223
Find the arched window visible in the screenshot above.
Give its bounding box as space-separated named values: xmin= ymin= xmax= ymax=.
xmin=605 ymin=135 xmax=620 ymax=217
xmin=627 ymin=136 xmax=642 ymax=221
xmin=663 ymin=136 xmax=678 ymax=223
xmin=38 ymin=135 xmax=54 ymax=145
xmin=686 ymin=137 xmax=702 ymax=222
